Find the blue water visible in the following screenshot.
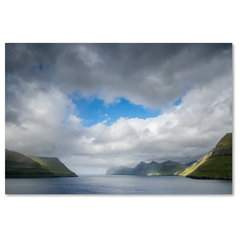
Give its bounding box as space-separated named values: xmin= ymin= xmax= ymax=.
xmin=5 ymin=175 xmax=232 ymax=194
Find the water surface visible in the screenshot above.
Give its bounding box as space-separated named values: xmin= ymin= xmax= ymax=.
xmin=5 ymin=175 xmax=232 ymax=194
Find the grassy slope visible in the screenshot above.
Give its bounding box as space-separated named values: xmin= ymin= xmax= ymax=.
xmin=181 ymin=133 xmax=232 ymax=180
xmin=5 ymin=150 xmax=55 ymax=178
xmin=181 ymin=150 xmax=214 ymax=176
xmin=27 ymin=156 xmax=77 ymax=177
xmin=186 ymin=156 xmax=232 ymax=179
xmin=6 ymin=149 xmax=77 ymax=178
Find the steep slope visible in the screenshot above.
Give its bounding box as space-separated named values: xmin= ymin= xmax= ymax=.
xmin=181 ymin=133 xmax=232 ymax=180
xmin=27 ymin=156 xmax=77 ymax=177
xmin=5 ymin=149 xmax=77 ymax=178
xmin=106 ymin=160 xmax=187 ymax=176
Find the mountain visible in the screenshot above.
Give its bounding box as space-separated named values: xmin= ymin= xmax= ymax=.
xmin=106 ymin=160 xmax=188 ymax=176
xmin=181 ymin=133 xmax=232 ymax=180
xmin=5 ymin=149 xmax=78 ymax=178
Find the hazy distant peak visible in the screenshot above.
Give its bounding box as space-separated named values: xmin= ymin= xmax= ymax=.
xmin=138 ymin=161 xmax=147 ymax=165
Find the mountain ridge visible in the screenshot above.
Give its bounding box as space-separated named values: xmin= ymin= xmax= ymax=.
xmin=106 ymin=160 xmax=188 ymax=176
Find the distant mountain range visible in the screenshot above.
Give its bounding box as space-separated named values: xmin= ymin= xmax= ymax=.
xmin=5 ymin=149 xmax=77 ymax=178
xmin=106 ymin=160 xmax=188 ymax=176
xmin=106 ymin=133 xmax=232 ymax=180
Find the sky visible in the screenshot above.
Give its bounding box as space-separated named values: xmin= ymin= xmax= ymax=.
xmin=5 ymin=43 xmax=232 ymax=174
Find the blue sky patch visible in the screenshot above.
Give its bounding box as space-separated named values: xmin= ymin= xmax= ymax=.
xmin=174 ymin=97 xmax=182 ymax=106
xmin=70 ymin=95 xmax=162 ymax=127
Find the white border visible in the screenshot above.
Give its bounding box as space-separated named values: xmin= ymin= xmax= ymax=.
xmin=0 ymin=1 xmax=239 ymax=240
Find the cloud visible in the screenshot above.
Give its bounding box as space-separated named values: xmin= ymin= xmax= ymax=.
xmin=5 ymin=43 xmax=232 ymax=174
xmin=6 ymin=43 xmax=232 ymax=108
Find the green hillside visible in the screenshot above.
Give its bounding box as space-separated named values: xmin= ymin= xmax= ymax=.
xmin=5 ymin=149 xmax=77 ymax=178
xmin=181 ymin=133 xmax=232 ymax=180
xmin=27 ymin=155 xmax=77 ymax=177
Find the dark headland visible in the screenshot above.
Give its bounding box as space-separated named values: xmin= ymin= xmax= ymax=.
xmin=5 ymin=149 xmax=77 ymax=178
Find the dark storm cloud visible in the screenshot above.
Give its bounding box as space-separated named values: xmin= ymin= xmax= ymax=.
xmin=6 ymin=43 xmax=231 ymax=76
xmin=6 ymin=43 xmax=61 ymax=75
xmin=5 ymin=43 xmax=232 ymax=108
